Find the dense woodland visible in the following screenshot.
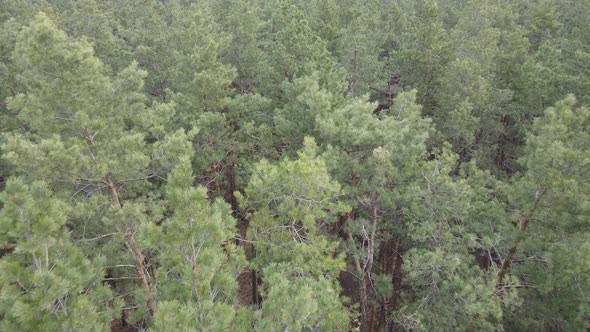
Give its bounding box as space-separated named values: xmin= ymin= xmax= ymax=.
xmin=0 ymin=0 xmax=589 ymax=331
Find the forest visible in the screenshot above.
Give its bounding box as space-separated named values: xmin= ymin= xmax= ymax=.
xmin=0 ymin=0 xmax=588 ymax=331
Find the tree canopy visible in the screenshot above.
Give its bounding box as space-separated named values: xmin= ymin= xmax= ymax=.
xmin=0 ymin=1 xmax=588 ymax=331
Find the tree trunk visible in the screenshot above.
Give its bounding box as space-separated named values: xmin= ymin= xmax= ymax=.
xmin=356 ymin=206 xmax=378 ymax=332
xmin=106 ymin=174 xmax=153 ymax=313
xmin=496 ymin=192 xmax=541 ymax=296
xmin=223 ymin=161 xmax=239 ymax=217
xmin=375 ymin=237 xmax=403 ymax=331
xmin=355 ymin=255 xmax=371 ymax=332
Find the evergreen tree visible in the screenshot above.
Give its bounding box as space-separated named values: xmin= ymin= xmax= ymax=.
xmin=210 ymin=0 xmax=267 ymax=94
xmin=315 ymin=90 xmax=431 ymax=331
xmin=114 ymin=0 xmax=235 ymax=121
xmin=500 ymin=95 xmax=590 ymax=330
xmin=254 ymin=263 xmax=349 ymax=331
xmin=240 ymin=137 xmax=350 ymax=330
xmin=341 ymin=0 xmax=386 ymax=97
xmin=0 ymin=179 xmax=118 ymax=331
xmin=143 ymin=156 xmax=246 ymax=331
xmin=55 ymin=0 xmax=128 ymax=73
xmin=257 ymin=0 xmax=344 ymax=103
xmin=0 ymin=2 xmax=588 ymax=330
xmin=393 ymin=0 xmax=451 ymax=114
xmin=401 ymin=148 xmax=508 ymax=330
xmin=273 ymin=73 xmax=344 ymax=153
xmin=1 ymin=12 xmax=190 ymax=325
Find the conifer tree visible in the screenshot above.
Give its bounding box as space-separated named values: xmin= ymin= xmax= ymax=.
xmin=315 ymin=90 xmax=431 ymax=331
xmin=500 ymin=95 xmax=590 ymax=330
xmin=0 ymin=1 xmax=589 ymax=330
xmin=257 ymin=0 xmax=344 ymax=103
xmin=143 ymin=156 xmax=246 ymax=331
xmin=240 ymin=137 xmax=350 ymax=330
xmin=0 ymin=179 xmax=118 ymax=331
xmin=341 ymin=0 xmax=386 ymax=97
xmin=114 ymin=0 xmax=235 ymax=121
xmin=1 ymin=12 xmax=190 ymax=324
xmin=401 ymin=148 xmax=508 ymax=330
xmin=210 ymin=0 xmax=267 ymax=94
xmin=393 ymin=0 xmax=451 ymax=114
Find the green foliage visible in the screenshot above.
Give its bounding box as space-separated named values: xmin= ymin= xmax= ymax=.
xmin=240 ymin=138 xmax=350 ymax=330
xmin=393 ymin=0 xmax=451 ymax=113
xmin=3 ymin=13 xmax=156 ymax=195
xmin=315 ymin=90 xmax=433 ymax=330
xmin=1 ymin=12 xmax=193 ymax=327
xmin=273 ymin=73 xmax=342 ymax=152
xmin=341 ymin=0 xmax=387 ymax=97
xmin=504 ymin=95 xmax=590 ymax=330
xmin=0 ymin=179 xmax=118 ymax=331
xmin=115 ymin=0 xmax=235 ymax=121
xmin=0 ymin=1 xmax=589 ymax=331
xmin=257 ymin=0 xmax=345 ymax=103
xmin=211 ymin=0 xmax=267 ymax=93
xmin=401 ymin=147 xmax=508 ymax=330
xmin=143 ymin=156 xmax=245 ymax=330
xmin=254 ymin=263 xmax=349 ymax=332
xmin=241 ymin=137 xmax=348 ymax=274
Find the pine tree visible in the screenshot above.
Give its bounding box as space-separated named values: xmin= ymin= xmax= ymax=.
xmin=341 ymin=0 xmax=386 ymax=97
xmin=1 ymin=12 xmax=192 ymax=325
xmin=315 ymin=90 xmax=431 ymax=331
xmin=239 ymin=137 xmax=350 ymax=330
xmin=114 ymin=0 xmax=235 ymax=121
xmin=0 ymin=179 xmax=118 ymax=331
xmin=273 ymin=73 xmax=344 ymax=153
xmin=393 ymin=0 xmax=451 ymax=114
xmin=499 ymin=95 xmax=590 ymax=330
xmin=56 ymin=0 xmax=128 ymax=73
xmin=0 ymin=2 xmax=589 ymax=330
xmin=254 ymin=263 xmax=349 ymax=331
xmin=142 ymin=156 xmax=246 ymax=330
xmin=257 ymin=0 xmax=345 ymax=103
xmin=210 ymin=0 xmax=267 ymax=94
xmin=400 ymin=147 xmax=508 ymax=330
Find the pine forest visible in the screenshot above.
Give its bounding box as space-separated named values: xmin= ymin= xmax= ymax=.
xmin=0 ymin=0 xmax=589 ymax=331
